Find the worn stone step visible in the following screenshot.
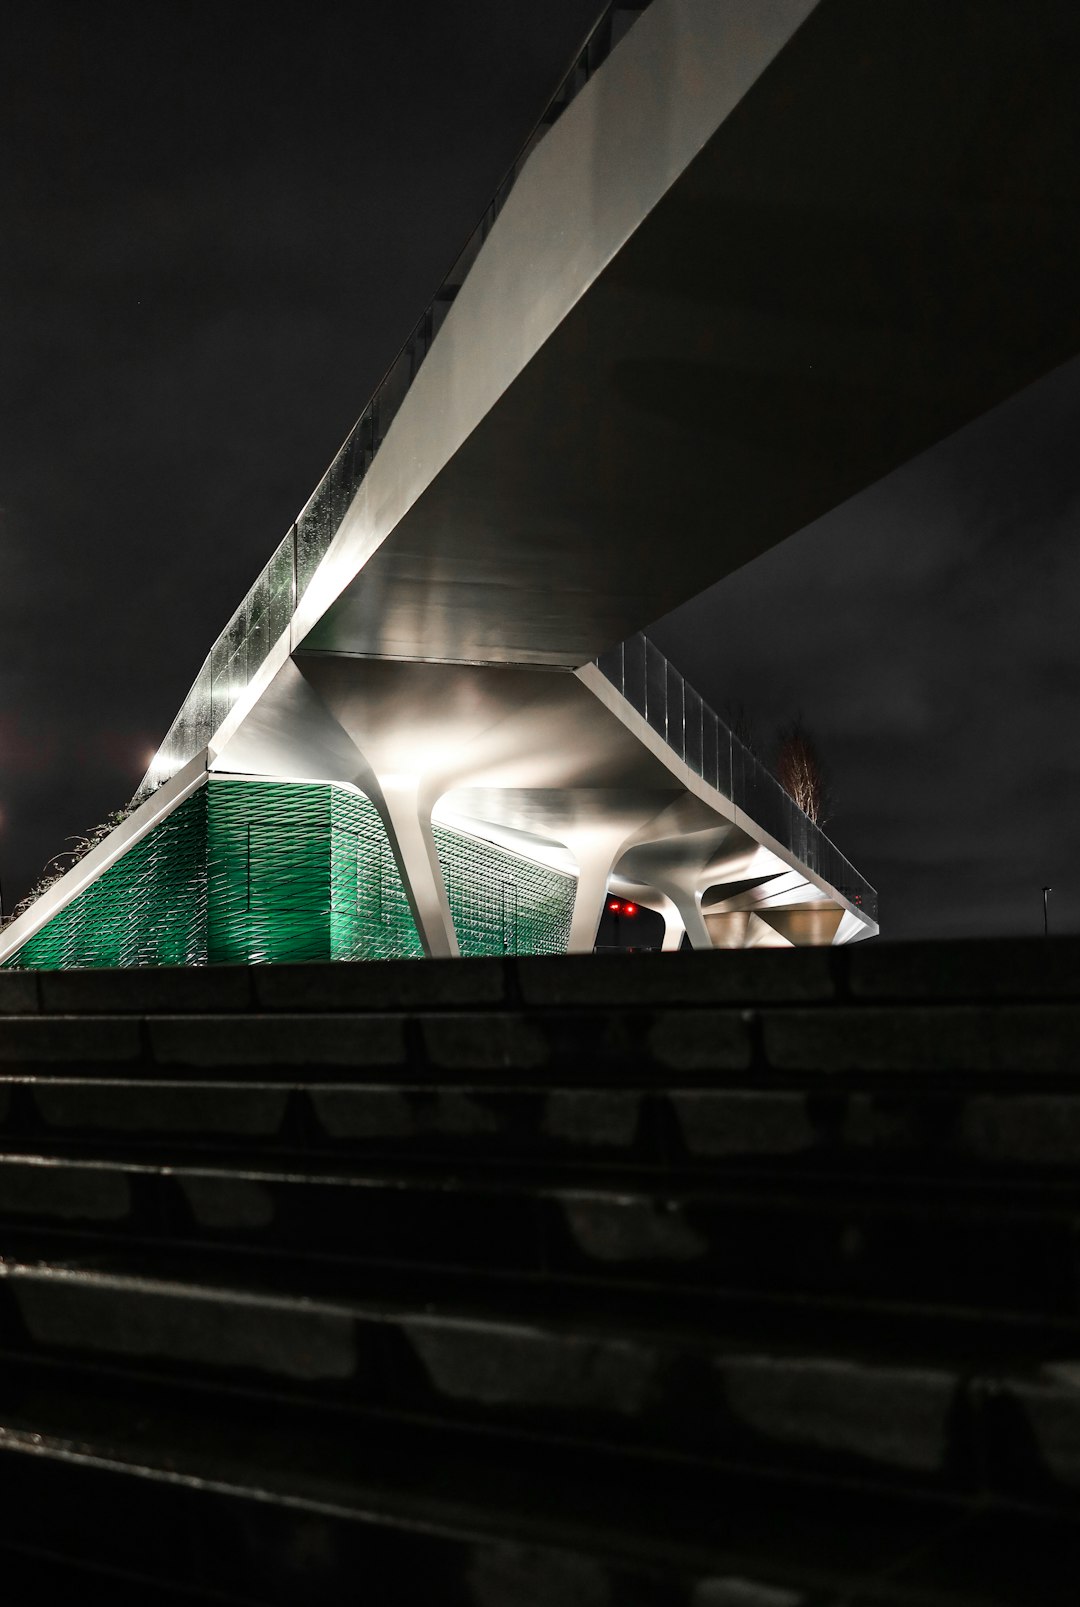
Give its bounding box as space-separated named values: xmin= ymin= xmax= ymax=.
xmin=5 ymin=1252 xmax=1080 ymax=1504
xmin=1 ymin=1151 xmax=1078 ymax=1317
xmin=0 ymin=1078 xmax=685 ymax=1167
xmin=5 ymin=939 xmax=1080 ymax=1021
xmin=4 ymin=1003 xmax=1080 ymax=1089
xmin=6 ymin=1229 xmax=1076 ymax=1356
xmin=4 ymin=1235 xmax=1071 ymax=1346
xmin=0 ymin=958 xmax=511 ymax=1018
xmin=6 ymin=1221 xmax=1073 ymax=1375
xmin=0 ymin=951 xmax=845 ymax=1019
xmin=3 ymin=1352 xmax=1078 ymax=1606
xmin=6 ymin=1077 xmax=1080 ymax=1179
xmin=2 ymin=938 xmax=1079 ymax=1602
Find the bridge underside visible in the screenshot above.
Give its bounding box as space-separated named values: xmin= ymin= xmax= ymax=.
xmin=10 ymin=0 xmax=1078 ymax=969
xmin=208 ymin=650 xmax=864 ymax=957
xmin=303 ymin=0 xmax=1080 ymax=668
xmin=2 ymin=647 xmax=870 ymax=971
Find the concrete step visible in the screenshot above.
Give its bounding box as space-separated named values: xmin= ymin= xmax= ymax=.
xmin=3 ymin=1001 xmax=1080 ymax=1090
xmin=2 ymin=1353 xmax=1079 ymax=1605
xmin=4 ymin=938 xmax=1080 ymax=1019
xmin=4 ymin=1076 xmax=1080 ymax=1179
xmin=1 ymin=1149 xmax=1077 ymax=1317
xmin=3 ymin=937 xmax=1080 ymax=1598
xmin=1 ymin=1248 xmax=1078 ymax=1505
xmin=5 ymin=1228 xmax=1076 ymax=1351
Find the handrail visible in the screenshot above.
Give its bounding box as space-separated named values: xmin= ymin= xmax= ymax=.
xmin=137 ymin=3 xmax=653 ymax=801
xmin=595 ymin=634 xmax=878 ymax=923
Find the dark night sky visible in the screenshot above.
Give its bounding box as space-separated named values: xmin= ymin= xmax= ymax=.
xmin=2 ymin=1 xmax=1078 ymax=939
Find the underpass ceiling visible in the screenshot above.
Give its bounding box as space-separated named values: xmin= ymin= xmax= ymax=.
xmin=301 ymin=0 xmax=1080 ymax=668
xmin=215 ymin=653 xmax=691 ymax=803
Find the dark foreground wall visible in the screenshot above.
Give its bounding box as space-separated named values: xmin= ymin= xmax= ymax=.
xmin=0 ymin=936 xmax=1078 ymax=1604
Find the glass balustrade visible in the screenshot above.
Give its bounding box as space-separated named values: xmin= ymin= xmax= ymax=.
xmin=139 ymin=2 xmax=652 ymax=799
xmin=595 ymin=634 xmax=878 ymax=922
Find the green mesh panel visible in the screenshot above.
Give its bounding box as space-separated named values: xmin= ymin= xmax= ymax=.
xmin=6 ymin=778 xmax=422 ymax=970
xmin=330 ymin=788 xmax=424 ymax=961
xmin=206 ymin=779 xmax=332 ymax=964
xmin=4 ymin=790 xmax=208 ymax=971
xmin=206 ymin=779 xmax=422 ymax=964
xmin=433 ymin=824 xmax=574 ymax=957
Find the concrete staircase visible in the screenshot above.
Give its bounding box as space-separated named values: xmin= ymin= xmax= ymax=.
xmin=0 ymin=939 xmax=1078 ymax=1604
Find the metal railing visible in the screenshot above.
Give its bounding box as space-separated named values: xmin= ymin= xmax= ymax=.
xmin=139 ymin=3 xmax=653 ymax=799
xmin=595 ymin=634 xmax=878 ymax=922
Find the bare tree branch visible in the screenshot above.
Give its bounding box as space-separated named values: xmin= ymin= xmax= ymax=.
xmin=775 ymin=713 xmax=831 ymax=826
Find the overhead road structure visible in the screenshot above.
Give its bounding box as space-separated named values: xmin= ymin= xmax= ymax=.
xmin=10 ymin=0 xmax=1078 ymax=967
xmin=0 ymin=632 xmax=876 ymax=967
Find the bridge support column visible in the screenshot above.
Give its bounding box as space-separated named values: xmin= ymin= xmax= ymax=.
xmin=655 ymin=894 xmax=686 ymax=952
xmin=374 ymin=777 xmax=459 ymax=958
xmin=657 ymin=882 xmax=713 ymax=952
xmin=564 ymin=828 xmax=636 ymax=954
xmin=567 ymin=857 xmax=615 ymax=954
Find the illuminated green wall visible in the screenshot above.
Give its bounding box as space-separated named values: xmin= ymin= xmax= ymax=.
xmin=206 ymin=779 xmax=332 ymax=964
xmin=434 ymin=824 xmax=574 ymax=957
xmin=329 ymin=786 xmax=424 ymax=962
xmin=203 ymin=778 xmax=423 ymax=964
xmin=6 ymin=780 xmax=422 ymax=970
xmin=4 ymin=780 xmax=574 ymax=969
xmin=7 ymin=790 xmax=209 ymax=971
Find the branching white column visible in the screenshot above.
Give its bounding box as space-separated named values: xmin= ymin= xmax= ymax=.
xmin=374 ymin=776 xmax=459 ymax=958
xmin=655 ymin=894 xmax=686 ymax=953
xmin=657 ymin=881 xmax=713 ymax=951
xmin=564 ymin=828 xmax=634 ymax=955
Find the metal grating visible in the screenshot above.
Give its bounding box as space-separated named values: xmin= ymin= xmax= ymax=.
xmin=433 ymin=825 xmax=574 ymax=957
xmin=4 ymin=790 xmax=209 ymax=971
